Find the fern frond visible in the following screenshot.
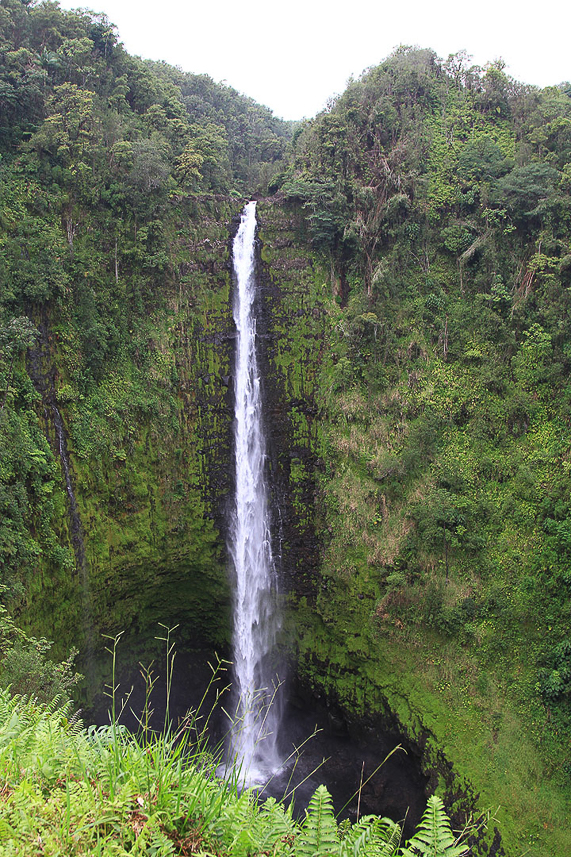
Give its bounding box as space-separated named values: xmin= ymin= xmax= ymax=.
xmin=218 ymin=790 xmax=258 ymax=856
xmin=338 ymin=814 xmax=401 ymax=857
xmin=256 ymin=796 xmax=297 ymax=852
xmin=401 ymin=795 xmax=468 ymax=857
xmin=296 ymin=784 xmax=339 ymax=857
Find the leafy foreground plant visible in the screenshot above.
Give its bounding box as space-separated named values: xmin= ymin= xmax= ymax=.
xmin=0 ymin=600 xmax=81 ymax=706
xmin=0 ymin=690 xmax=476 ymax=856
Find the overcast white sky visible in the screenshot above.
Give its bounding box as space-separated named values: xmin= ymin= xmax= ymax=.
xmin=59 ymin=0 xmax=570 ymax=120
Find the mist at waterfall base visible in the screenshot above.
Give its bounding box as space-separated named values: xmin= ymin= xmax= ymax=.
xmin=88 ymin=646 xmax=427 ymax=836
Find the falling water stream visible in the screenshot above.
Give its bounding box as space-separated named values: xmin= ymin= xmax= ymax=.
xmin=228 ymin=201 xmax=282 ymax=783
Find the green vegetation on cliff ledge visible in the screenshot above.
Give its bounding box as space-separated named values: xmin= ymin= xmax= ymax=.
xmin=271 ymin=47 xmax=571 ymax=855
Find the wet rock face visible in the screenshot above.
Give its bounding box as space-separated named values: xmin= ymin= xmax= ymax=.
xmin=254 ymin=202 xmax=325 ymax=595
xmin=27 ymin=320 xmax=86 ymax=575
xmin=279 ymin=688 xmax=429 ymax=838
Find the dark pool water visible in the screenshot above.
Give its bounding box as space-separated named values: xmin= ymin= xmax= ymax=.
xmin=86 ymin=647 xmax=428 ymax=839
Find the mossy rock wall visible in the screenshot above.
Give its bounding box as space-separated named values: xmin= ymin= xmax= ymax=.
xmin=259 ymin=201 xmax=571 ymax=855
xmin=19 ymin=199 xmax=240 ymax=666
xmin=256 ymin=200 xmax=327 ymax=594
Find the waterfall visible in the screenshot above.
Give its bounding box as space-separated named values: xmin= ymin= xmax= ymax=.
xmin=228 ymin=201 xmax=282 ymax=782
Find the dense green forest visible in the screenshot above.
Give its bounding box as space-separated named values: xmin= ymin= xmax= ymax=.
xmin=0 ymin=0 xmax=291 ymax=653
xmin=2 ymin=0 xmax=571 ymax=853
xmin=274 ymin=48 xmax=571 ymax=855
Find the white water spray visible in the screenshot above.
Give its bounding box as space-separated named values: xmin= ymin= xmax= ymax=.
xmin=229 ymin=201 xmax=282 ymax=782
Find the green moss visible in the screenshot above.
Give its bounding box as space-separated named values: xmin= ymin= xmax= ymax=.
xmin=10 ymin=200 xmax=238 ymax=677
xmin=257 ymin=178 xmax=571 ymax=853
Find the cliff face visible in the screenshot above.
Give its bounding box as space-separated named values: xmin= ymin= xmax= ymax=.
xmin=8 ymin=186 xmax=571 ymax=855
xmin=257 ymin=188 xmax=571 ymax=852
xmin=14 ymin=201 xmax=234 ymax=663
xmin=256 ymin=201 xmax=326 ymax=593
xmin=15 ymin=197 xmax=326 ymax=677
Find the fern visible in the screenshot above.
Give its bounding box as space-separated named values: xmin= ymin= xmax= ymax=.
xmin=339 ymin=814 xmax=401 ymax=857
xmin=0 ymin=691 xmax=474 ymax=857
xmin=218 ymin=790 xmax=258 ymax=856
xmin=401 ymin=795 xmax=468 ymax=857
xmin=256 ymin=796 xmax=296 ymax=853
xmin=296 ymin=784 xmax=339 ymax=857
